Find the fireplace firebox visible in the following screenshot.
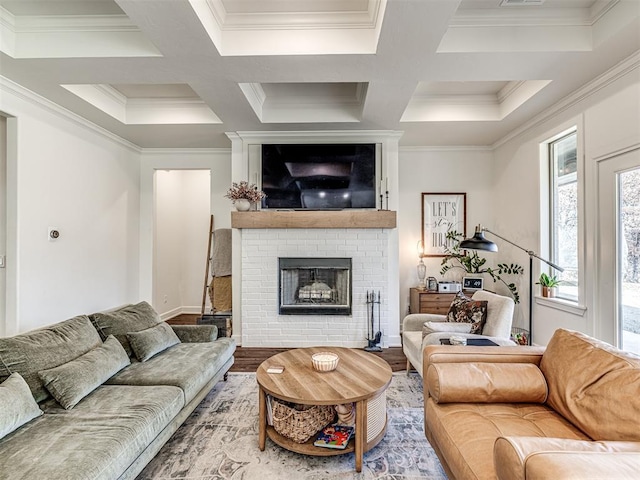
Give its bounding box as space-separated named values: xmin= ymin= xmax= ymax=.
xmin=278 ymin=258 xmax=352 ymax=315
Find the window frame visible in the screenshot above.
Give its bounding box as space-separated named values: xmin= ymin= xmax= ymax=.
xmin=549 ymin=131 xmax=579 ymax=302
xmin=538 ymin=122 xmax=585 ymax=312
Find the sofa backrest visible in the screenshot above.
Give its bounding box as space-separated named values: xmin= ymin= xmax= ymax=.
xmin=540 ymin=328 xmax=640 ymax=442
xmin=0 ymin=315 xmax=102 ymax=402
xmin=471 ymin=290 xmax=514 ymax=338
xmin=89 ymin=301 xmax=161 ymax=357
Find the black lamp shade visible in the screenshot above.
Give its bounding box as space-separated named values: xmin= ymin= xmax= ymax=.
xmin=459 ymin=230 xmax=498 ymax=252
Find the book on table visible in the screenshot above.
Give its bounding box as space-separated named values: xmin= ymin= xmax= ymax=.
xmin=313 ymin=424 xmax=355 ymax=449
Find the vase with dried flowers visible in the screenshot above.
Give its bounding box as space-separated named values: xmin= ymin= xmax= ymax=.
xmin=224 ymin=181 xmax=266 ymax=211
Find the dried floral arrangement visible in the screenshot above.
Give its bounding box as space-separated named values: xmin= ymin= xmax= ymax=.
xmin=224 ymin=181 xmax=266 ymax=203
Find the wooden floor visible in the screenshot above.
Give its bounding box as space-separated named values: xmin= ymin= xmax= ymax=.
xmin=168 ymin=314 xmax=408 ymax=373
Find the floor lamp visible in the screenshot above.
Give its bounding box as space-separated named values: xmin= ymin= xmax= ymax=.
xmin=459 ymin=225 xmax=564 ymax=345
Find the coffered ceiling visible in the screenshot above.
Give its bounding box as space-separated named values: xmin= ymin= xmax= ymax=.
xmin=0 ymin=0 xmax=638 ymax=148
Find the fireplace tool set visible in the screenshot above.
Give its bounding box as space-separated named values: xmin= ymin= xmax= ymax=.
xmin=364 ymin=290 xmax=382 ymax=352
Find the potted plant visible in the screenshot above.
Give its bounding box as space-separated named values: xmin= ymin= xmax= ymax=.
xmin=536 ymin=272 xmax=561 ymax=298
xmin=440 ymin=230 xmax=524 ymax=303
xmin=224 ymin=181 xmax=266 ymax=211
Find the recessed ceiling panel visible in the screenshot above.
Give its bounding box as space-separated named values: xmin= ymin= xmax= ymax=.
xmin=0 ymin=0 xmax=160 ymax=58
xmin=239 ymin=82 xmax=368 ymax=123
xmin=189 ymin=0 xmax=387 ymax=55
xmin=439 ymin=0 xmax=619 ymax=53
xmin=62 ymin=84 xmax=222 ymax=125
xmin=401 ymin=80 xmax=551 ymax=122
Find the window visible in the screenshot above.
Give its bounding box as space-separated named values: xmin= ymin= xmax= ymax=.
xmin=549 ymin=131 xmax=578 ymax=301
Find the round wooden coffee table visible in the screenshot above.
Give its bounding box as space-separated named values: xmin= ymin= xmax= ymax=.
xmin=256 ymin=347 xmax=392 ymax=472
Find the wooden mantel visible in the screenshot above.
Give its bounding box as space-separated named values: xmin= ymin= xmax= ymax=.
xmin=231 ymin=210 xmax=396 ymax=229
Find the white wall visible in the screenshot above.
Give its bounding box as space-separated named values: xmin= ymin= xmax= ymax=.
xmin=0 ymin=78 xmax=141 ymax=335
xmin=397 ymin=148 xmax=499 ymax=322
xmin=154 ymin=170 xmax=211 ymax=319
xmin=493 ymin=54 xmax=640 ymax=346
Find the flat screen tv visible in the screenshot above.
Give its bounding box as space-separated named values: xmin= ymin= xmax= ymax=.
xmin=261 ymin=143 xmax=377 ymax=210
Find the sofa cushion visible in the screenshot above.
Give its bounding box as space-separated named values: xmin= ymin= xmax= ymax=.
xmin=425 ymin=398 xmax=590 ymax=480
xmin=39 ymin=336 xmax=130 ymax=409
xmin=0 ymin=384 xmax=184 ymax=480
xmin=540 ymin=328 xmax=640 ymax=442
xmin=127 ymin=322 xmax=180 ymax=362
xmin=494 ymin=436 xmax=640 ymax=480
xmin=0 ymin=373 xmax=43 ymax=440
xmin=0 ymin=315 xmax=102 ymax=402
xmin=106 ymin=339 xmax=235 ymax=404
xmin=446 ymin=292 xmax=488 ymax=334
xmin=89 ymin=301 xmax=161 ymax=357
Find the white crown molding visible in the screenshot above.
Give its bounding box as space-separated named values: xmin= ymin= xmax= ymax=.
xmin=0 ymin=76 xmax=140 ymax=153
xmin=452 ymin=0 xmax=619 ymax=27
xmin=400 ymin=145 xmax=493 ymax=152
xmin=207 ymin=0 xmax=381 ymax=31
xmin=493 ymin=50 xmax=640 ymax=149
xmin=229 ymin=130 xmax=404 ymax=143
xmin=140 ymin=147 xmax=231 ymax=155
xmin=95 ymin=84 xmax=128 ymax=107
xmin=13 ymin=14 xmax=138 ymax=33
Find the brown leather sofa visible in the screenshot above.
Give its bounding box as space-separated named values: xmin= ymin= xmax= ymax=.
xmin=423 ymin=328 xmax=640 ymax=480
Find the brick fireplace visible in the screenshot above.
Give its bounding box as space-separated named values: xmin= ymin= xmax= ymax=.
xmin=239 ymin=227 xmax=391 ymax=347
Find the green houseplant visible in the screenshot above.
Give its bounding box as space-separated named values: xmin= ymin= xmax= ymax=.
xmin=440 ymin=230 xmax=524 ymax=303
xmin=536 ymin=272 xmax=561 ymax=298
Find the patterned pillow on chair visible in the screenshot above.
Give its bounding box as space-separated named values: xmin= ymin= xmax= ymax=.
xmin=446 ymin=292 xmax=488 ymax=334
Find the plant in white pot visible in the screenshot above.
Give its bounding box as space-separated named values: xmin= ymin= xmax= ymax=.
xmin=536 ymin=273 xmax=562 ymax=298
xmin=224 ymin=181 xmax=266 ymax=211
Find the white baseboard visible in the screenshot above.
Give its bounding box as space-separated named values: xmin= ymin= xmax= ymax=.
xmin=160 ymin=306 xmax=202 ymax=321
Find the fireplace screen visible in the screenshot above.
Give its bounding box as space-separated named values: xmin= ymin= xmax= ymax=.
xmin=279 ymin=258 xmax=352 ymax=315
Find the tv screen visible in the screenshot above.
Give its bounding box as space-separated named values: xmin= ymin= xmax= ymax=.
xmin=261 ymin=144 xmax=377 ymax=210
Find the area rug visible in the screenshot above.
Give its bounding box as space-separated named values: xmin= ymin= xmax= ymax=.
xmin=137 ymin=372 xmax=447 ymax=480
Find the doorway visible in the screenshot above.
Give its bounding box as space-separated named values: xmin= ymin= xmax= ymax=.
xmin=153 ymin=170 xmax=211 ymax=319
xmin=597 ymin=147 xmax=640 ymax=354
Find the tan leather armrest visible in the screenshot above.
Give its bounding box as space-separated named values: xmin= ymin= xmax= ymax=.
xmin=525 ymin=452 xmax=640 ymax=480
xmin=426 ymin=363 xmax=547 ymax=404
xmin=423 ymin=345 xmax=545 ymax=377
xmin=494 ymin=436 xmax=640 ymax=480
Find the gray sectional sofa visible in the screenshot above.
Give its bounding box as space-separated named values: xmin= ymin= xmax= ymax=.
xmin=0 ymin=302 xmax=236 ymax=480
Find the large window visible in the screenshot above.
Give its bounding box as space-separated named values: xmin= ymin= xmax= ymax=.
xmin=549 ymin=132 xmax=578 ymax=301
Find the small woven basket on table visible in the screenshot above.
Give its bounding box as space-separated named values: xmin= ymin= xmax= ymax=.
xmin=271 ymin=399 xmax=336 ymax=443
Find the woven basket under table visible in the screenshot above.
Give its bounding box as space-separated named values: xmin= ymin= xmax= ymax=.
xmin=271 ymin=399 xmax=336 ymax=443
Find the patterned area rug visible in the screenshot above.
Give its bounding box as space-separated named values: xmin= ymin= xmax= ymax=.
xmin=137 ymin=372 xmax=447 ymax=480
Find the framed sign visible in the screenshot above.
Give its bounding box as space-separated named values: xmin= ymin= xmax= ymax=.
xmin=463 ymin=277 xmax=484 ymax=291
xmin=421 ymin=192 xmax=466 ymax=257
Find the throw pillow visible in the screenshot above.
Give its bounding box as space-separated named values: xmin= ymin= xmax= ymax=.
xmin=126 ymin=322 xmax=180 ymax=362
xmin=39 ymin=335 xmax=130 ymax=410
xmin=446 ymin=292 xmax=488 ymax=334
xmin=89 ymin=301 xmax=162 ymax=357
xmin=422 ymin=321 xmax=473 ymax=339
xmin=0 ymin=315 xmax=102 ymax=403
xmin=0 ymin=373 xmax=43 ymax=440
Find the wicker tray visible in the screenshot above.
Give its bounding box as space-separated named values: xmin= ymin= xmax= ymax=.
xmin=271 ymin=399 xmax=336 ymax=443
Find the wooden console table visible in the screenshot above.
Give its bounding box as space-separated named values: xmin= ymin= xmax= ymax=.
xmin=409 ymin=288 xmax=458 ymax=315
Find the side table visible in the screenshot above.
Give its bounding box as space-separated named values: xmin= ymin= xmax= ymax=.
xmin=256 ymin=347 xmax=392 ymax=472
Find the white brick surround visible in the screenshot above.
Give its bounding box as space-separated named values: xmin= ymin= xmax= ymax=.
xmin=240 ymin=228 xmax=391 ymax=347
